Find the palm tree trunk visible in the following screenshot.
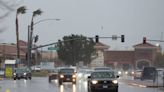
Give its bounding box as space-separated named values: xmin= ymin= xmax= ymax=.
xmin=16 ymin=16 xmax=20 ymax=59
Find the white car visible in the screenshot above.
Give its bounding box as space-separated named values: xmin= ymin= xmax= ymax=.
xmin=82 ymin=69 xmax=94 ymax=81
xmin=31 ymin=65 xmax=41 ymax=72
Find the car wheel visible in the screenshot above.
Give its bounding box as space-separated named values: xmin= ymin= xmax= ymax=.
xmin=59 ymin=80 xmax=62 ymax=85
xmin=13 ymin=78 xmax=16 ymax=80
xmin=141 ymin=78 xmax=143 ymax=81
xmin=29 ymin=77 xmax=32 ymax=80
xmin=113 ymin=88 xmax=118 ymax=92
xmin=25 ymin=77 xmax=28 ymax=80
xmin=88 ymin=87 xmax=90 ymax=92
xmin=49 ymin=78 xmax=51 ymax=83
xmin=90 ymin=88 xmax=95 ymax=92
xmin=18 ymin=78 xmax=20 ymax=80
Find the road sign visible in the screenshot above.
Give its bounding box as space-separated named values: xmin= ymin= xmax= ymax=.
xmin=48 ymin=47 xmax=59 ymax=50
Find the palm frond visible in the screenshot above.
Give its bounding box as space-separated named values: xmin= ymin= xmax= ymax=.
xmin=33 ymin=9 xmax=42 ymax=17
xmin=17 ymin=6 xmax=27 ymax=14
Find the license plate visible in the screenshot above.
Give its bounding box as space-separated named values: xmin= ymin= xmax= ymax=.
xmin=103 ymin=85 xmax=108 ymax=88
xmin=66 ymin=78 xmax=70 ymax=80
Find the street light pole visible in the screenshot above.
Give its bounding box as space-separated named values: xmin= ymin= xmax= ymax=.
xmin=27 ymin=18 xmax=60 ymax=67
xmin=27 ymin=25 xmax=31 ymax=67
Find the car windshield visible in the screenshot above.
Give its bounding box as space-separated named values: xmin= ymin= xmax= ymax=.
xmin=15 ymin=69 xmax=25 ymax=73
xmin=94 ymin=67 xmax=111 ymax=71
xmin=60 ymin=69 xmax=74 ymax=73
xmin=91 ymin=71 xmax=115 ymax=78
xmin=86 ymin=70 xmax=93 ymax=74
xmin=48 ymin=69 xmax=57 ymax=73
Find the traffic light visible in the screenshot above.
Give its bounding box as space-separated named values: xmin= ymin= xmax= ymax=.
xmin=143 ymin=37 xmax=146 ymax=43
xmin=34 ymin=35 xmax=39 ymax=43
xmin=121 ymin=35 xmax=125 ymax=42
xmin=95 ymin=35 xmax=99 ymax=43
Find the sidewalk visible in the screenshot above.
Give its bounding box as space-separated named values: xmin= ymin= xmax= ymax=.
xmin=119 ymin=78 xmax=164 ymax=88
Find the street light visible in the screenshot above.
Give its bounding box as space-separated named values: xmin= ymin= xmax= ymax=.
xmin=27 ymin=18 xmax=60 ymax=67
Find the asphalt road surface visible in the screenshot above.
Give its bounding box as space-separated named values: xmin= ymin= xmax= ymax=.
xmin=0 ymin=77 xmax=163 ymax=92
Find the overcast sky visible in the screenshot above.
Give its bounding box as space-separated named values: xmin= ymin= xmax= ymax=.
xmin=0 ymin=0 xmax=164 ymax=50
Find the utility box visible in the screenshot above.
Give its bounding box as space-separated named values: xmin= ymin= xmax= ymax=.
xmin=4 ymin=60 xmax=16 ymax=78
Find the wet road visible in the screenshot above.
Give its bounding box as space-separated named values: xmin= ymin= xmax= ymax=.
xmin=0 ymin=77 xmax=163 ymax=92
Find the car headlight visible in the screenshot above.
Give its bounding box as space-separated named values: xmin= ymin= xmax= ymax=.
xmin=131 ymin=71 xmax=134 ymax=75
xmin=24 ymin=73 xmax=27 ymax=75
xmin=125 ymin=71 xmax=128 ymax=74
xmin=72 ymin=75 xmax=76 ymax=78
xmin=112 ymin=80 xmax=118 ymax=84
xmin=91 ymin=80 xmax=98 ymax=84
xmin=118 ymin=71 xmax=122 ymax=75
xmin=60 ymin=75 xmax=64 ymax=78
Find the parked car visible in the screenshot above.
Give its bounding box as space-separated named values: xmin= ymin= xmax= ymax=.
xmin=31 ymin=65 xmax=41 ymax=72
xmin=48 ymin=68 xmax=58 ymax=82
xmin=141 ymin=67 xmax=157 ymax=82
xmin=13 ymin=67 xmax=32 ymax=80
xmin=88 ymin=70 xmax=119 ymax=92
xmin=58 ymin=67 xmax=76 ymax=85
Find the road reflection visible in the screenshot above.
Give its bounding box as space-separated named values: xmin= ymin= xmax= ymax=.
xmin=72 ymin=84 xmax=76 ymax=92
xmin=59 ymin=83 xmax=77 ymax=92
xmin=76 ymin=80 xmax=88 ymax=92
xmin=60 ymin=85 xmax=64 ymax=92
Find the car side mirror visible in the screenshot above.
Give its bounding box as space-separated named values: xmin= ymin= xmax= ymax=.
xmin=88 ymin=76 xmax=91 ymax=79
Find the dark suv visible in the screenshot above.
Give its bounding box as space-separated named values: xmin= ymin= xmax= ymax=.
xmin=88 ymin=70 xmax=119 ymax=92
xmin=58 ymin=67 xmax=76 ymax=85
xmin=13 ymin=67 xmax=32 ymax=80
xmin=141 ymin=67 xmax=157 ymax=82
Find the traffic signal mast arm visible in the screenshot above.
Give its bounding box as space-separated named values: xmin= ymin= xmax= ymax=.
xmin=147 ymin=39 xmax=164 ymax=42
xmin=94 ymin=35 xmax=125 ymax=43
xmin=32 ymin=35 xmax=125 ymax=49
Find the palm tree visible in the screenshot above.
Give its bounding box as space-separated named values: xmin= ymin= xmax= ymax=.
xmin=30 ymin=9 xmax=42 ymax=30
xmin=29 ymin=9 xmax=42 ymax=66
xmin=16 ymin=6 xmax=26 ymax=59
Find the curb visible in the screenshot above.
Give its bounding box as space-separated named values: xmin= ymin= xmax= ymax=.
xmin=128 ymin=83 xmax=164 ymax=88
xmin=147 ymin=85 xmax=164 ymax=88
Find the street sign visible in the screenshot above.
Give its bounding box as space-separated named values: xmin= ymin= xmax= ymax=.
xmin=48 ymin=47 xmax=59 ymax=50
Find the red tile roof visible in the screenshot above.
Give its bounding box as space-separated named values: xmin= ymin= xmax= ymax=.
xmin=94 ymin=42 xmax=110 ymax=49
xmin=133 ymin=42 xmax=156 ymax=48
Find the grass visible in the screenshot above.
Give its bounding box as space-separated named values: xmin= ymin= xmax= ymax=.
xmin=32 ymin=71 xmax=48 ymax=77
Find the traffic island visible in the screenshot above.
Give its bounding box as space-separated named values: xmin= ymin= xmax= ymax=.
xmin=119 ymin=79 xmax=163 ymax=88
